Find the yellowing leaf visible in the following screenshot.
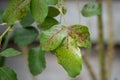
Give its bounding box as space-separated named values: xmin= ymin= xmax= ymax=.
xmin=56 ymin=37 xmax=82 ymax=77
xmin=68 ymin=24 xmax=91 ymax=48
xmin=40 ymin=24 xmax=67 ymax=51
xmin=2 ymin=0 xmax=30 ymax=25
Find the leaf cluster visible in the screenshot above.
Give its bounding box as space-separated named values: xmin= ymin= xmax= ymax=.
xmin=0 ymin=0 xmax=92 ymax=79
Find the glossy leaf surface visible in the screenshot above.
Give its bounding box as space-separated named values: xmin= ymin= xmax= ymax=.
xmin=28 ymin=47 xmax=46 ymax=76
xmin=20 ymin=12 xmax=34 ymax=27
xmin=0 ymin=67 xmax=17 ymax=80
xmin=30 ymin=0 xmax=48 ymax=24
xmin=40 ymin=24 xmax=67 ymax=51
xmin=56 ymin=37 xmax=82 ymax=77
xmin=48 ymin=6 xmax=60 ymax=17
xmin=13 ymin=26 xmax=38 ymax=46
xmin=2 ymin=0 xmax=30 ymax=25
xmin=39 ymin=17 xmax=59 ymax=30
xmin=81 ymin=2 xmax=102 ymax=17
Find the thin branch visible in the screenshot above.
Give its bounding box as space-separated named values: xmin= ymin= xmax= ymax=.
xmin=83 ymin=53 xmax=97 ymax=80
xmin=57 ymin=0 xmax=67 ymax=26
xmin=20 ymin=46 xmax=38 ymax=80
xmin=96 ymin=0 xmax=108 ymax=80
xmin=0 ymin=23 xmax=7 ymax=26
xmin=0 ymin=26 xmax=11 ymax=67
xmin=0 ymin=26 xmax=11 ymax=45
xmin=77 ymin=0 xmax=97 ymax=79
xmin=76 ymin=0 xmax=81 ymax=24
xmin=106 ymin=0 xmax=114 ymax=78
xmin=97 ymin=15 xmax=107 ymax=80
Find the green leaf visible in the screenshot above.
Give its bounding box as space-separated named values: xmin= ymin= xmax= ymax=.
xmin=81 ymin=2 xmax=102 ymax=17
xmin=0 ymin=48 xmax=21 ymax=57
xmin=0 ymin=10 xmax=3 ymax=19
xmin=56 ymin=36 xmax=82 ymax=77
xmin=40 ymin=24 xmax=67 ymax=51
xmin=48 ymin=6 xmax=60 ymax=17
xmin=20 ymin=12 xmax=34 ymax=27
xmin=0 ymin=67 xmax=17 ymax=80
xmin=68 ymin=24 xmax=91 ymax=48
xmin=0 ymin=9 xmax=4 ymax=23
xmin=39 ymin=17 xmax=59 ymax=30
xmin=30 ymin=0 xmax=48 ymax=24
xmin=62 ymin=6 xmax=67 ymax=15
xmin=28 ymin=46 xmax=46 ymax=76
xmin=46 ymin=0 xmax=58 ymax=5
xmin=13 ymin=26 xmax=38 ymax=46
xmin=2 ymin=0 xmax=30 ymax=25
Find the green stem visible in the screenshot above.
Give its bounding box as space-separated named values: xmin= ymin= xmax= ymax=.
xmin=83 ymin=54 xmax=97 ymax=80
xmin=0 ymin=26 xmax=11 ymax=45
xmin=97 ymin=12 xmax=107 ymax=80
xmin=57 ymin=0 xmax=67 ymax=26
xmin=106 ymin=0 xmax=114 ymax=78
xmin=20 ymin=46 xmax=37 ymax=80
xmin=76 ymin=0 xmax=81 ymax=24
xmin=0 ymin=27 xmax=12 ymax=67
xmin=2 ymin=31 xmax=12 ymax=50
xmin=98 ymin=15 xmax=107 ymax=80
xmin=96 ymin=0 xmax=107 ymax=80
xmin=0 ymin=23 xmax=7 ymax=26
xmin=78 ymin=0 xmax=97 ymax=79
xmin=20 ymin=46 xmax=29 ymax=60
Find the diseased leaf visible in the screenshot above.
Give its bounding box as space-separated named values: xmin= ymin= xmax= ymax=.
xmin=46 ymin=0 xmax=58 ymax=5
xmin=30 ymin=0 xmax=48 ymax=24
xmin=68 ymin=25 xmax=91 ymax=48
xmin=0 ymin=48 xmax=21 ymax=57
xmin=40 ymin=24 xmax=67 ymax=51
xmin=13 ymin=26 xmax=38 ymax=46
xmin=48 ymin=6 xmax=60 ymax=17
xmin=2 ymin=0 xmax=30 ymax=25
xmin=0 ymin=67 xmax=17 ymax=80
xmin=81 ymin=2 xmax=102 ymax=17
xmin=20 ymin=12 xmax=34 ymax=27
xmin=28 ymin=46 xmax=46 ymax=76
xmin=56 ymin=36 xmax=82 ymax=77
xmin=39 ymin=17 xmax=59 ymax=30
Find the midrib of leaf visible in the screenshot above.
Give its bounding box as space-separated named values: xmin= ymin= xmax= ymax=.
xmin=44 ymin=27 xmax=66 ymax=46
xmin=36 ymin=0 xmax=41 ymax=23
xmin=0 ymin=68 xmax=15 ymax=80
xmin=18 ymin=0 xmax=29 ymax=9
